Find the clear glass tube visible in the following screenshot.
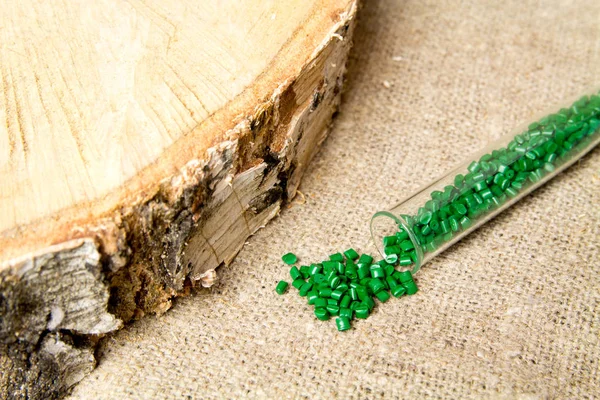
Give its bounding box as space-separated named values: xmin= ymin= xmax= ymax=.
xmin=370 ymin=88 xmax=600 ymax=274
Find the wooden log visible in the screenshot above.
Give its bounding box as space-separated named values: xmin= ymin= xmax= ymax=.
xmin=0 ymin=0 xmax=358 ymax=398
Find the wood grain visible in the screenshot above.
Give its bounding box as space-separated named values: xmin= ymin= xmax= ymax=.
xmin=0 ymin=0 xmax=351 ymax=259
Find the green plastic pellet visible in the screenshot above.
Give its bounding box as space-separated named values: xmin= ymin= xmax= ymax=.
xmin=391 ymin=269 xmax=403 ymax=280
xmin=490 ymin=185 xmax=503 ymax=197
xmin=282 ymin=253 xmax=298 ymax=265
xmin=370 ymin=264 xmax=385 ymax=279
xmin=368 ymin=278 xmax=385 ymax=294
xmin=314 ymin=308 xmax=329 ymax=321
xmin=499 ymin=177 xmax=511 ymax=191
xmin=343 ymin=248 xmax=359 ymax=260
xmin=362 ymin=297 xmax=375 ymax=312
xmin=472 ymin=172 xmax=485 ymax=182
xmin=329 ymin=276 xmax=341 ymax=289
xmin=300 ymin=265 xmax=310 ymax=279
xmin=299 ymin=282 xmax=313 ymax=296
xmin=314 ymin=298 xmax=327 ymax=308
xmin=275 ymin=280 xmax=289 ymax=295
xmin=377 ymin=257 xmax=391 ymax=268
xmin=324 ymin=269 xmax=336 ymax=280
xmin=392 ymin=285 xmax=407 ymax=298
xmin=383 ymin=264 xmax=395 ymax=276
xmin=327 ymin=304 xmax=340 ymax=316
xmin=453 ymin=203 xmax=468 ymax=215
xmin=312 ymin=273 xmax=326 ymax=284
xmin=425 ymin=199 xmax=440 ymax=213
xmin=322 ymin=260 xmax=337 ymax=270
xmin=468 ymin=161 xmax=481 ymax=173
xmin=386 ymin=276 xmax=399 ymax=289
xmin=505 ymin=187 xmax=519 ymax=198
xmin=409 ymin=250 xmax=419 ymax=264
xmin=448 ymin=216 xmax=460 ymax=232
xmin=375 ymin=290 xmax=390 ymax=303
xmin=319 ymin=288 xmax=332 ymax=298
xmin=327 ymin=298 xmax=338 ymax=306
xmin=307 ymin=290 xmax=319 ymax=304
xmin=384 ymin=245 xmax=401 ymax=256
xmin=443 ymin=185 xmax=457 ymax=201
xmin=360 ymin=278 xmax=372 ymax=292
xmin=336 ymin=317 xmax=351 ymax=332
xmin=345 ymin=263 xmax=358 ymax=280
xmin=355 ymin=304 xmax=370 ymax=319
xmin=358 ymin=254 xmax=374 ymax=265
xmin=357 ymin=263 xmax=370 ymax=279
xmin=491 ymin=196 xmax=503 ymax=208
xmin=398 ymin=255 xmax=412 ymax=266
xmin=479 ymin=188 xmax=493 ymax=200
xmin=339 ymin=308 xmax=353 ymax=319
xmin=423 ymin=242 xmax=436 ymax=252
xmin=421 ymin=224 xmax=432 ymax=235
xmin=308 ymin=264 xmax=321 ymax=276
xmin=331 ymin=289 xmax=344 ymax=301
xmin=292 ymin=279 xmax=305 ymax=290
xmin=514 ymin=145 xmax=527 ymax=154
xmin=395 ymin=230 xmax=409 ymax=241
xmin=418 ymin=211 xmax=433 ymax=225
xmin=497 ymin=164 xmax=510 ymax=174
xmin=440 ymin=220 xmax=450 ymax=234
xmin=396 ymin=270 xmax=413 ymax=284
xmin=385 ymin=254 xmax=398 ymax=264
xmin=356 ymin=286 xmax=369 ymax=301
xmin=429 ymin=219 xmax=440 ymax=232
xmin=340 ymin=295 xmax=352 ymax=309
xmin=403 ymin=280 xmax=419 ymax=295
xmin=454 ymin=173 xmax=465 ymax=187
xmin=329 ymin=253 xmax=344 ymax=262
xmin=382 ymin=235 xmax=397 ymax=246
xmin=481 ymin=161 xmax=493 ymax=174
xmin=524 ymin=150 xmax=537 ymax=160
xmin=400 ymin=240 xmax=414 ymax=251
xmin=336 ymin=283 xmax=349 ymax=293
xmin=289 ymin=266 xmax=301 ymax=280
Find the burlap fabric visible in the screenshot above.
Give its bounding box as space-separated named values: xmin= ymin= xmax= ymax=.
xmin=70 ymin=0 xmax=600 ymax=398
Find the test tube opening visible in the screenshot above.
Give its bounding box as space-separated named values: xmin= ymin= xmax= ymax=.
xmin=370 ymin=210 xmax=424 ymax=273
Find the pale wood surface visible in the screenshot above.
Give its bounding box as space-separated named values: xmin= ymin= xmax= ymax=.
xmin=0 ymin=0 xmax=349 ymax=261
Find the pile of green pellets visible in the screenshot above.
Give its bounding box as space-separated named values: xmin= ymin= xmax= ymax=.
xmin=276 ymin=91 xmax=600 ymax=332
xmin=275 ymin=250 xmax=418 ymax=331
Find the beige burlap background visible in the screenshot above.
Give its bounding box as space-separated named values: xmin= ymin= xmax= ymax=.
xmin=70 ymin=0 xmax=600 ymax=398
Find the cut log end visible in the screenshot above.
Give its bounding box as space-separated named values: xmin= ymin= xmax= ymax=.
xmin=0 ymin=1 xmax=358 ymax=398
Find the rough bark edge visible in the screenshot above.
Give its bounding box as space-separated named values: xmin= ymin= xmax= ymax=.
xmin=0 ymin=239 xmax=119 ymax=399
xmin=0 ymin=3 xmax=357 ymax=399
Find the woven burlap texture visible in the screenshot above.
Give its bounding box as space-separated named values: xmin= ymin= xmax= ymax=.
xmin=70 ymin=0 xmax=600 ymax=398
